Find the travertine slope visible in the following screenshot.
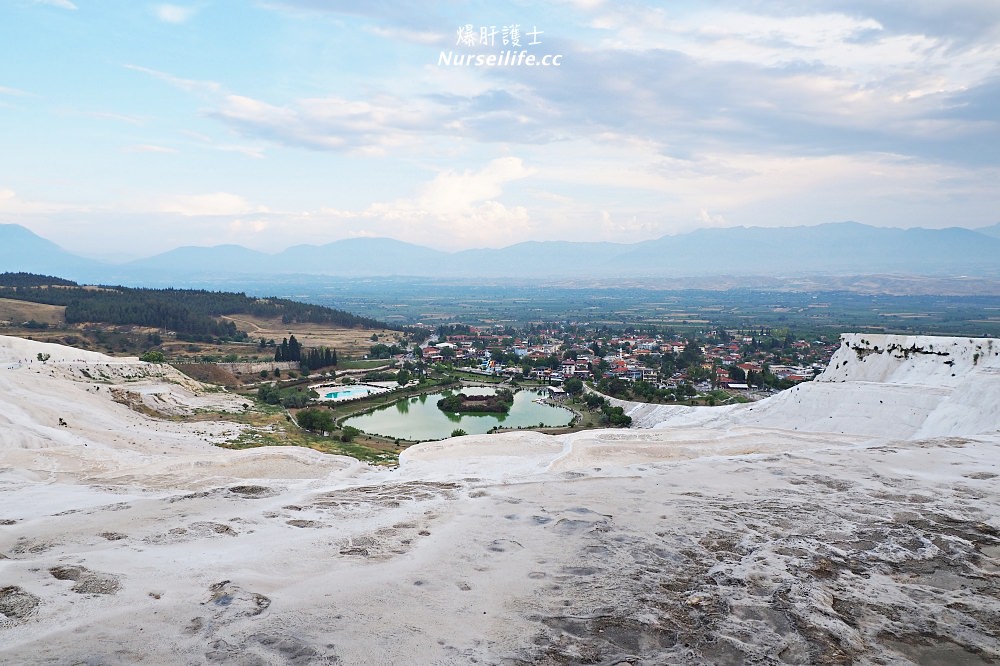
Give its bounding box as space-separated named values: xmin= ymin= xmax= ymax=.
xmin=1 ymin=334 xmax=998 ymax=665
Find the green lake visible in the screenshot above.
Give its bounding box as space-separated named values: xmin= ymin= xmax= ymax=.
xmin=342 ymin=387 xmax=574 ymax=441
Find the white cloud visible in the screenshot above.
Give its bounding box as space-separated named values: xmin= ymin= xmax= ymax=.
xmin=0 ymin=85 xmax=30 ymax=97
xmin=126 ymin=144 xmax=178 ymax=154
xmin=228 ymin=219 xmax=269 ymax=234
xmin=600 ymin=210 xmax=660 ymax=236
xmin=365 ymin=25 xmax=445 ymax=45
xmin=158 ymin=193 xmax=266 ymax=216
xmin=319 ymin=157 xmax=536 ymax=248
xmin=410 ymin=156 xmax=534 ymax=215
xmin=82 ymin=111 xmax=146 ymax=125
xmin=154 ymin=4 xmax=198 ymax=24
xmin=0 ymin=189 xmax=78 ymax=214
xmin=698 ymin=209 xmax=729 ymax=228
xmin=582 ymin=5 xmax=1000 ymax=144
xmin=213 ymin=92 xmax=438 ymax=154
xmin=179 ymin=129 xmax=266 ymax=159
xmin=216 ymin=144 xmax=266 ymax=159
xmin=124 ymin=64 xmax=222 ymax=95
xmin=31 ymin=0 xmax=76 ymax=9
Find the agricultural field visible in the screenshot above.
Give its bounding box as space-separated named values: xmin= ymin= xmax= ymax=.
xmin=275 ymin=277 xmax=1000 ymax=338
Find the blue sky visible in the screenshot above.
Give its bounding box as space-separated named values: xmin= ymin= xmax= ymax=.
xmin=1 ymin=0 xmax=999 ymax=259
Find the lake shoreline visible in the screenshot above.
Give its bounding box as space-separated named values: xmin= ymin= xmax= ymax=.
xmin=341 ymin=383 xmax=574 ymax=442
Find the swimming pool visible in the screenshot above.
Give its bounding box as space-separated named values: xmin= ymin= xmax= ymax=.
xmin=322 ymin=386 xmax=382 ymax=400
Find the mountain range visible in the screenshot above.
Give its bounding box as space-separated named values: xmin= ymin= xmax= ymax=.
xmin=2 ymin=221 xmax=999 ymax=285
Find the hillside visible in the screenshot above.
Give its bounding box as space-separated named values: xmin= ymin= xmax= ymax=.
xmin=1 ymin=333 xmax=998 ymax=663
xmin=0 ymin=297 xmax=65 ymax=327
xmin=0 ymin=276 xmax=393 ymax=341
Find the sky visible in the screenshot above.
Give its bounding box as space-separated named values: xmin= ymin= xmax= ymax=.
xmin=1 ymin=0 xmax=999 ymax=260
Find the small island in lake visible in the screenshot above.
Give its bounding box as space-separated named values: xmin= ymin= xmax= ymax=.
xmin=437 ymin=389 xmax=514 ymax=414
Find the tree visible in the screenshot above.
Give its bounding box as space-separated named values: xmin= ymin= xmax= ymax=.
xmin=396 ymin=369 xmax=411 ymax=385
xmin=451 ymin=429 xmax=467 ymax=437
xmin=296 ymin=408 xmax=334 ymax=433
xmin=600 ymin=404 xmax=632 ymax=427
xmin=140 ymin=350 xmax=165 ymax=363
xmin=677 ymin=339 xmax=705 ymax=369
xmin=564 ymin=377 xmax=583 ymax=394
xmin=287 ymin=335 xmax=301 ymax=362
xmin=303 ymin=346 xmax=338 ymax=371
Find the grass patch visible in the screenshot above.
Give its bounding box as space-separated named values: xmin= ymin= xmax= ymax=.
xmin=215 ymin=409 xmax=398 ymax=465
xmin=337 ymin=359 xmax=396 ymax=370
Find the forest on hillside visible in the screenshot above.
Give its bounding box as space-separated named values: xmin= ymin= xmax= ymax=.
xmin=0 ymin=272 xmax=391 ymax=340
xmin=0 ymin=272 xmax=77 ymax=288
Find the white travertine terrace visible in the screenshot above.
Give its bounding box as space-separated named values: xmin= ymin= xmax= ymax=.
xmin=2 ymin=334 xmax=998 ymax=664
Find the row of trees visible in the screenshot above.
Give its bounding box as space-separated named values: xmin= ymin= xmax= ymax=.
xmin=271 ymin=336 xmax=338 ymax=372
xmin=274 ymin=336 xmax=302 ymax=361
xmin=595 ymin=377 xmax=696 ymax=403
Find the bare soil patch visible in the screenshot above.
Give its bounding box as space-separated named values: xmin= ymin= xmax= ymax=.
xmin=172 ymin=363 xmax=241 ymax=387
xmin=0 ymin=297 xmax=65 ymax=326
xmin=219 ymin=314 xmax=405 ymax=357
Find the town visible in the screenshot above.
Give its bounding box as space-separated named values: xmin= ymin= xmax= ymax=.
xmin=395 ymin=323 xmax=839 ymax=404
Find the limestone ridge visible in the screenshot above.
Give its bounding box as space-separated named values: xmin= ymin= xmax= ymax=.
xmin=821 ymin=334 xmax=999 ymax=388
xmin=631 ymin=334 xmax=1000 ymax=440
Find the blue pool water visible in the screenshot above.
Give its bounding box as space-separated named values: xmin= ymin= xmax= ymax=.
xmin=323 ymin=386 xmax=381 ymax=400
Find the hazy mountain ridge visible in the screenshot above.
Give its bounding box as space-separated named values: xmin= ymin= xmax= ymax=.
xmin=0 ymin=224 xmax=105 ymax=280
xmin=974 ymin=222 xmax=1000 ymax=240
xmin=2 ymin=221 xmax=998 ymax=283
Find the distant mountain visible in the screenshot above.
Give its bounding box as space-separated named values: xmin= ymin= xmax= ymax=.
xmin=277 ymin=237 xmax=448 ymax=275
xmin=3 ymin=222 xmax=999 ymax=283
xmin=126 ymin=244 xmax=270 ymax=274
xmin=449 ymin=240 xmax=634 ymax=277
xmin=0 ymin=224 xmax=104 ymax=281
xmin=974 ymin=223 xmax=1000 ymax=240
xmin=615 ymin=223 xmax=1000 ymax=277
